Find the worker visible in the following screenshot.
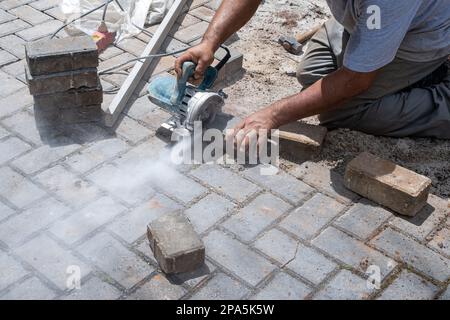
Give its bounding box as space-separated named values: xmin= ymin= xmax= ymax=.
xmin=175 ymin=0 xmax=450 ymax=147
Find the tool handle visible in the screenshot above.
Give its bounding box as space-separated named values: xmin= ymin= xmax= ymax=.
xmin=296 ymin=24 xmax=322 ymax=44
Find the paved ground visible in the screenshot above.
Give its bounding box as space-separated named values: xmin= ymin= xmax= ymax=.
xmin=0 ymin=0 xmax=449 ymax=300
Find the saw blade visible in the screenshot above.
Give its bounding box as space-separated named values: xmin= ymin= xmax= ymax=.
xmin=185 ymin=92 xmax=224 ymax=130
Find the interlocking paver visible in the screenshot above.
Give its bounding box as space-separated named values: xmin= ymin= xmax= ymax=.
xmin=2 ymin=110 xmax=46 ymax=145
xmin=116 ymin=116 xmax=154 ymax=144
xmin=77 ymin=232 xmax=154 ymax=289
xmin=252 ymin=272 xmax=311 ymax=300
xmin=0 ymin=0 xmax=33 ymax=10
xmin=0 ymin=197 xmax=69 ymax=247
xmin=190 ymin=6 xmax=216 ymax=22
xmin=0 ymin=88 xmax=33 ymax=118
xmin=0 ymin=19 xmax=30 ymax=38
xmin=223 ymin=193 xmax=292 ymax=242
xmin=0 ymin=166 xmax=46 ymax=208
xmin=378 ymin=270 xmax=437 ymax=300
xmin=0 ymin=136 xmax=31 ymax=165
xmin=0 ymin=70 xmax=25 ymax=97
xmin=1 ymin=59 xmax=25 ymax=78
xmin=62 ymin=276 xmax=121 ymax=300
xmin=314 ymin=270 xmax=374 ymax=300
xmin=440 ymin=287 xmax=450 ymax=300
xmin=0 ymin=276 xmax=56 ymax=300
xmin=173 ymin=21 xmax=209 ymax=43
xmin=30 ymin=0 xmax=60 ymax=10
xmin=0 ymin=34 xmax=26 ymax=59
xmin=0 ymin=126 xmax=9 ymax=139
xmin=190 ymin=273 xmax=250 ymax=300
xmin=0 ymin=49 xmax=18 ymax=67
xmin=0 ymin=9 xmax=15 ymax=24
xmin=9 ymin=5 xmax=52 ymax=25
xmin=15 ymin=234 xmax=91 ymax=290
xmin=16 ymin=19 xmax=64 ymax=41
xmin=371 ymin=228 xmax=450 ymax=282
xmin=128 ymin=273 xmax=186 ymax=300
xmin=254 ymin=228 xmax=299 ymax=265
xmin=0 ymin=201 xmax=14 ymax=221
xmin=279 ymin=193 xmax=345 ymax=240
xmin=203 ymin=230 xmax=276 ymax=286
xmin=0 ymin=252 xmax=27 ymax=291
xmin=428 ymin=227 xmax=450 ymax=257
xmin=115 ymin=37 xmax=147 ymax=57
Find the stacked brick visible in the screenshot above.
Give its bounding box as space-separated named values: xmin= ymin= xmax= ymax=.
xmin=25 ymin=35 xmax=103 ymax=124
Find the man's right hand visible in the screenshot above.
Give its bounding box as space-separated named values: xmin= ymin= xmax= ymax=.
xmin=175 ymin=42 xmax=216 ymax=82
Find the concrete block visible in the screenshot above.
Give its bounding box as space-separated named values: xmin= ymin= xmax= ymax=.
xmin=214 ymin=48 xmax=244 ymax=83
xmin=147 ymin=212 xmax=205 ymax=274
xmin=344 ymin=152 xmax=432 ymax=216
xmin=34 ymin=86 xmax=103 ymax=109
xmin=26 ymin=36 xmax=98 ymax=76
xmin=173 ymin=21 xmax=209 ymax=43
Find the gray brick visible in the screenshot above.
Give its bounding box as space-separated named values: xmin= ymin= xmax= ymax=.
xmin=0 ymin=252 xmax=27 ymax=291
xmin=242 ymin=165 xmax=313 ymax=204
xmin=0 ymin=126 xmax=9 ymax=139
xmin=254 ymin=228 xmax=299 ymax=264
xmin=0 ymin=34 xmax=26 ymax=59
xmin=128 ymin=273 xmax=186 ymax=300
xmin=191 ymin=165 xmax=261 ymax=202
xmin=0 ymin=167 xmax=46 ymax=208
xmin=279 ymin=193 xmax=345 ymax=240
xmin=99 ymin=52 xmax=136 ymax=72
xmin=16 ymin=234 xmax=91 ymax=290
xmin=1 ymin=59 xmax=25 ymax=77
xmin=190 ymin=273 xmax=249 ymax=300
xmin=10 ymin=5 xmax=52 ymax=25
xmin=171 ymin=260 xmax=215 ymax=288
xmin=2 ymin=110 xmax=51 ymax=145
xmin=440 ymin=287 xmax=450 ymax=300
xmin=189 ymin=6 xmax=215 ymax=22
xmin=378 ymin=270 xmax=437 ymax=300
xmin=314 ymin=270 xmax=375 ymax=300
xmin=223 ymin=193 xmax=291 ymax=242
xmin=313 ymin=227 xmax=397 ymax=279
xmin=113 ymin=137 xmax=167 ymax=167
xmin=176 ymin=13 xmax=201 ymax=28
xmin=0 ymin=136 xmax=31 ymax=164
xmin=253 ymin=272 xmax=311 ymax=300
xmin=0 ymin=49 xmax=18 ymax=66
xmin=429 ymin=227 xmax=450 ymax=257
xmin=0 ymin=70 xmax=25 ymax=97
xmin=16 ymin=20 xmax=64 ymax=41
xmin=0 ymin=19 xmax=30 ymax=37
xmin=0 ymin=201 xmax=14 ymax=221
xmin=125 ymin=95 xmax=162 ymax=127
xmin=371 ymin=228 xmax=450 ymax=282
xmin=34 ymin=86 xmax=103 ymax=109
xmin=108 ymin=194 xmax=181 ymax=244
xmin=0 ymin=88 xmax=33 ymax=118
xmin=62 ymin=276 xmax=121 ymax=300
xmin=334 ymin=200 xmax=392 ymax=240
xmin=162 ymin=36 xmax=189 ymax=57
xmin=185 ymin=193 xmax=235 ymax=233
xmin=1 ymin=276 xmax=56 ymax=300
xmin=0 ymin=9 xmax=15 ymax=24
xmin=29 ymin=0 xmax=60 ymax=11
xmin=49 ymin=196 xmax=126 ymax=245
xmin=115 ymin=116 xmax=153 ymax=144
xmin=0 ymin=0 xmax=33 ymax=10
xmin=203 ymin=230 xmax=276 ymax=286
xmin=173 ymin=21 xmax=209 ymax=43
xmin=115 ymin=37 xmax=147 ymax=57
xmin=77 ymin=232 xmax=154 ymax=289
xmin=0 ymin=197 xmax=69 ymax=247
xmin=99 ymin=45 xmax=123 ymax=61
xmin=11 ymin=137 xmax=80 ymax=175
xmin=205 ymin=0 xmax=222 ymax=10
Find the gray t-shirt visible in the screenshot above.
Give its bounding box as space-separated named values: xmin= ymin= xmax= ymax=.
xmin=327 ymin=0 xmax=450 ymax=72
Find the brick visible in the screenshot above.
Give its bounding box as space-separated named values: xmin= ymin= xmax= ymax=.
xmin=253 ymin=272 xmax=311 ymax=300
xmin=190 ymin=272 xmax=249 ymax=300
xmin=0 ymin=49 xmax=18 ymax=66
xmin=344 ymin=152 xmax=431 ymax=216
xmin=313 ymin=227 xmax=397 ymax=279
xmin=1 ymin=276 xmax=56 ymax=300
xmin=0 ymin=34 xmax=26 ymax=59
xmin=279 ymin=193 xmax=345 ymax=240
xmin=0 ymin=167 xmax=46 ymax=208
xmin=190 ymin=6 xmax=215 ymax=22
xmin=185 ymin=193 xmax=235 ymax=233
xmin=109 ymin=194 xmax=182 ymax=244
xmin=29 ymin=0 xmax=60 ymax=11
xmin=49 ymin=196 xmax=126 ymax=245
xmin=115 ymin=116 xmax=153 ymax=144
xmin=26 ymin=67 xmax=99 ymax=95
xmin=98 ymin=52 xmax=136 ymax=72
xmin=191 ymin=165 xmax=261 ymax=202
xmin=77 ymin=232 xmax=154 ymax=289
xmin=1 ymin=110 xmax=47 ymax=145
xmin=0 ymin=125 xmax=9 ymax=139
xmin=204 ymin=230 xmax=276 ymax=286
xmin=0 ymin=0 xmax=33 ymax=10
xmin=254 ymin=228 xmax=299 ymax=264
xmin=205 ymin=0 xmax=222 ymax=10
xmin=0 ymin=252 xmax=27 ymax=290
xmin=0 ymin=70 xmax=25 ymax=97
xmin=334 ymin=199 xmax=392 ymax=240
xmin=429 ymin=227 xmax=450 ymax=257
xmin=128 ymin=273 xmax=186 ymax=300
xmin=0 ymin=136 xmax=31 ymax=165
xmin=99 ymin=45 xmax=123 ymax=61
xmin=242 ymin=165 xmax=313 ymax=204
xmin=0 ymin=19 xmax=30 ymax=37
xmin=16 ymin=20 xmax=64 ymax=41
xmin=62 ymin=276 xmax=121 ymax=300
xmin=1 ymin=59 xmax=25 ymax=78
xmin=153 ymin=55 xmax=176 ymax=74
xmin=173 ymin=21 xmax=209 ymax=43
xmin=372 ymin=228 xmax=450 ymax=282
xmin=113 ymin=137 xmax=167 ymax=167
xmin=115 ymin=37 xmax=146 ymax=57
xmin=162 ymin=36 xmax=189 ymax=57
xmin=0 ymin=201 xmax=15 ymax=221
xmin=223 ymin=193 xmax=292 ymax=242
xmin=440 ymin=287 xmax=450 ymax=300
xmin=34 ymin=86 xmax=103 ymax=109
xmin=0 ymin=88 xmax=32 ymax=118
xmin=125 ymin=95 xmax=160 ymax=125
xmin=0 ymin=9 xmax=15 ymax=24
xmin=10 ymin=5 xmax=52 ymax=25
xmin=176 ymin=13 xmax=201 ymax=28
xmin=314 ymin=270 xmax=375 ymax=300
xmin=378 ymin=270 xmax=437 ymax=300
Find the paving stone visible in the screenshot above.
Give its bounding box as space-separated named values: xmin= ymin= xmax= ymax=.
xmin=345 ymin=152 xmax=431 ymax=216
xmin=0 ymin=252 xmax=27 ymax=290
xmin=34 ymin=85 xmax=103 ymax=109
xmin=0 ymin=49 xmax=18 ymax=66
xmin=0 ymin=19 xmax=30 ymax=37
xmin=314 ymin=270 xmax=375 ymax=300
xmin=223 ymin=193 xmax=292 ymax=242
xmin=428 ymin=227 xmax=450 ymax=257
xmin=254 ymin=228 xmax=299 ymax=264
xmin=11 ymin=136 xmax=80 ymax=175
xmin=440 ymin=287 xmax=450 ymax=300
xmin=242 ymin=165 xmax=313 ymax=204
xmin=113 ymin=136 xmax=168 ymax=167
xmin=1 ymin=109 xmax=52 ymax=145
xmin=334 ymin=200 xmax=392 ymax=240
xmin=1 ymin=276 xmax=56 ymax=300
xmin=34 ymin=165 xmax=101 ymax=208
xmin=0 ymin=0 xmax=33 ymax=10
xmin=171 ymin=260 xmax=215 ymax=288
xmin=371 ymin=228 xmax=450 ymax=282
xmin=279 ymin=193 xmax=345 ymax=240
xmin=205 ymin=0 xmax=222 ymax=10
xmin=62 ymin=276 xmax=122 ymax=300
xmin=0 ymin=9 xmax=15 ymax=24
xmin=99 ymin=52 xmax=136 ymax=72
xmin=191 ymin=165 xmax=261 ymax=202
xmin=313 ymin=227 xmax=397 ymax=279
xmin=99 ymin=45 xmax=123 ymax=61
xmin=109 ymin=194 xmax=182 ymax=244
xmin=176 ymin=13 xmax=201 ymax=28
xmin=378 ymin=270 xmax=437 ymax=300
xmin=128 ymin=273 xmax=186 ymax=300
xmin=0 ymin=126 xmax=9 ymax=139
xmin=0 ymin=201 xmax=14 ymax=221
xmin=0 ymin=197 xmax=69 ymax=247
xmin=29 ymin=0 xmax=60 ymax=11
xmin=0 ymin=88 xmax=33 ymax=118
xmin=16 ymin=20 xmax=64 ymax=41
xmin=16 ymin=234 xmax=91 ymax=290
xmin=115 ymin=37 xmax=147 ymax=57
xmin=49 ymin=196 xmax=126 ymax=245
xmin=173 ymin=21 xmax=209 ymax=43
xmin=0 ymin=167 xmax=46 ymax=208
xmin=0 ymin=136 xmax=31 ymax=165
xmin=153 ymin=55 xmax=176 ymax=74
xmin=0 ymin=70 xmax=25 ymax=97
xmin=190 ymin=273 xmax=249 ymax=300
xmin=77 ymin=232 xmax=154 ymax=289
xmin=1 ymin=59 xmax=25 ymax=77
xmin=253 ymin=272 xmax=311 ymax=300
xmin=185 ymin=193 xmax=235 ymax=233
xmin=0 ymin=34 xmax=26 ymax=59
xmin=10 ymin=5 xmax=52 ymax=25
xmin=162 ymin=36 xmax=190 ymax=57
xmin=189 ymin=6 xmax=215 ymax=22
xmin=203 ymin=230 xmax=276 ymax=286
xmin=115 ymin=116 xmax=153 ymax=144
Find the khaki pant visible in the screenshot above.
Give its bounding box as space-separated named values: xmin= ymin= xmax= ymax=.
xmin=297 ymin=19 xmax=450 ymax=139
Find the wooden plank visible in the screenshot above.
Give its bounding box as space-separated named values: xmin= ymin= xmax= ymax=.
xmin=104 ymin=0 xmax=188 ymax=127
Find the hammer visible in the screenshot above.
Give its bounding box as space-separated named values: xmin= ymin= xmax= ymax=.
xmin=278 ymin=24 xmax=322 ymax=55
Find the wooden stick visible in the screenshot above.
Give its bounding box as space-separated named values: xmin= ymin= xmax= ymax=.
xmin=295 ymin=24 xmax=322 ymax=44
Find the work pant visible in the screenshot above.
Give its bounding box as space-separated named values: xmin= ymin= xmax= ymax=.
xmin=297 ymin=19 xmax=450 ymax=139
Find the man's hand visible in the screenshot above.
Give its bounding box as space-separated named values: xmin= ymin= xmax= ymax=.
xmin=175 ymin=42 xmax=215 ymax=82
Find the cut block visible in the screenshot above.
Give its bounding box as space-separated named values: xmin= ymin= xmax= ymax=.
xmin=344 ymin=152 xmax=432 ymax=217
xmin=25 ymin=36 xmax=98 ymax=76
xmin=34 ymin=105 xmax=103 ymax=125
xmin=34 ymin=86 xmax=103 ymax=109
xmin=147 ymin=212 xmax=205 ymax=274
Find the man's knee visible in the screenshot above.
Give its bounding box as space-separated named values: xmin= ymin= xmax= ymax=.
xmin=296 ymin=60 xmax=321 ymax=88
